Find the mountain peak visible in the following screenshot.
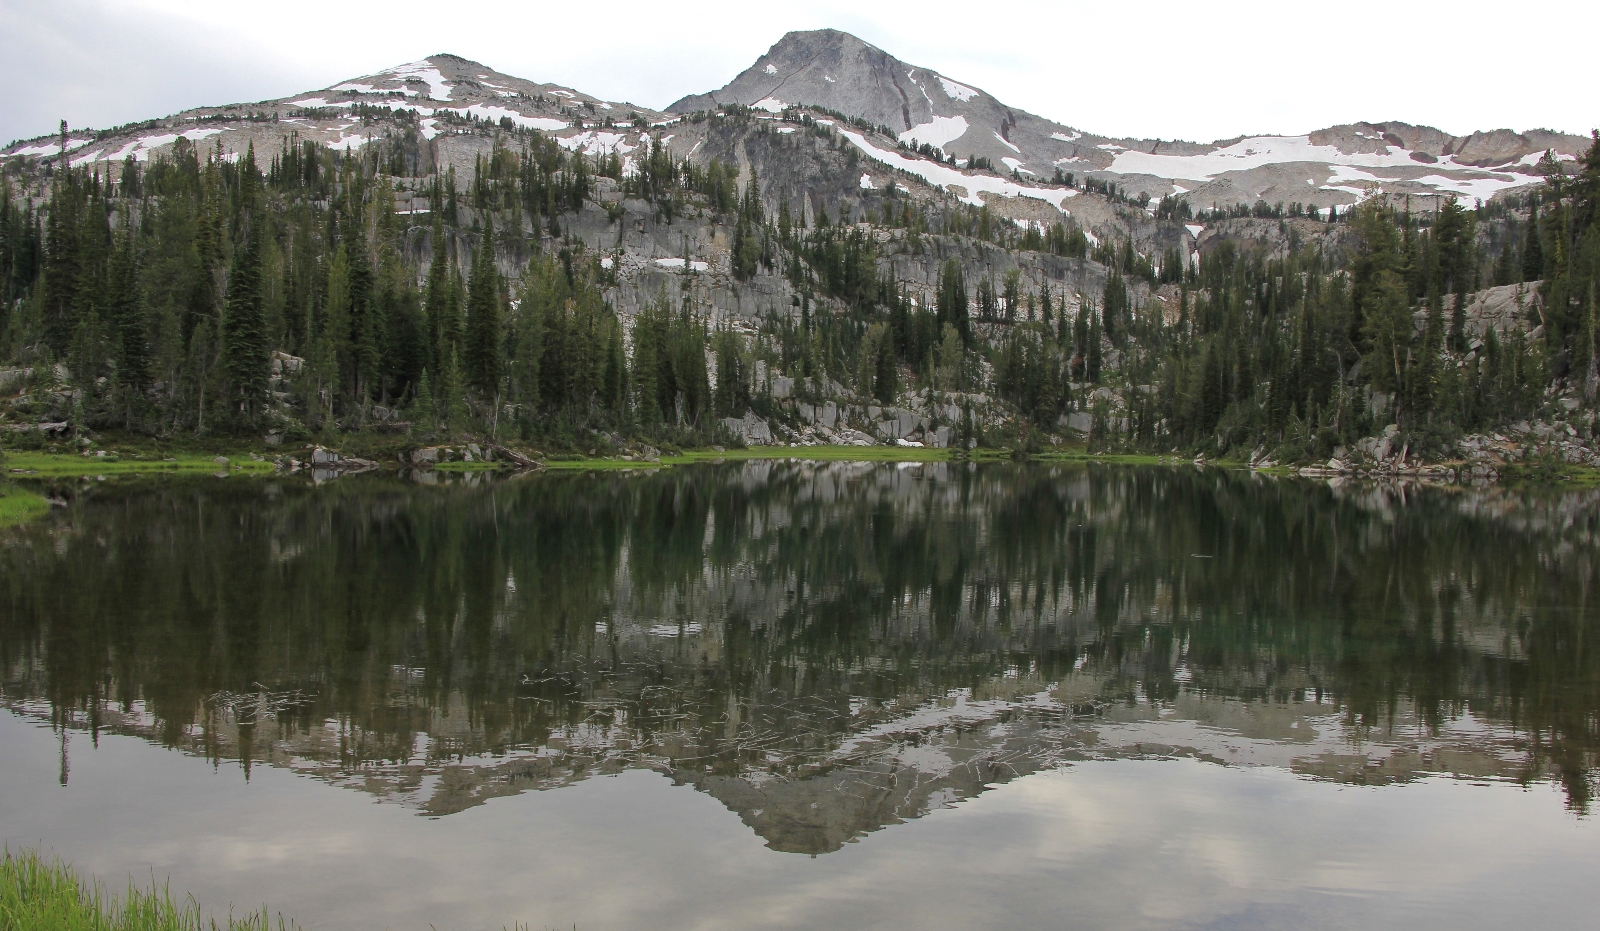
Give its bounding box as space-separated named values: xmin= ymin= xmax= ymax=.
xmin=671 ymin=28 xmax=1585 ymax=210
xmin=669 ymin=28 xmax=982 ymax=136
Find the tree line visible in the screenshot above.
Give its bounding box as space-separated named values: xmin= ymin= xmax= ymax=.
xmin=0 ymin=122 xmax=1595 ymax=459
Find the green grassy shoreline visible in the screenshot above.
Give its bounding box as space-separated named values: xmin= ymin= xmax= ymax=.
xmin=0 ymin=485 xmax=49 ymax=528
xmin=2 ymin=442 xmax=1594 ymax=537
xmin=4 ymin=451 xmax=275 ymax=477
xmin=0 ymin=849 xmax=295 ymax=931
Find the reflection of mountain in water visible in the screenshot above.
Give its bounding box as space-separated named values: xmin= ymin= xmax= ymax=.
xmin=2 ymin=463 xmax=1597 ymax=852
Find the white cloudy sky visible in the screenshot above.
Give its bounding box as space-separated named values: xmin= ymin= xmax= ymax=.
xmin=3 ymin=0 xmax=1595 ymax=146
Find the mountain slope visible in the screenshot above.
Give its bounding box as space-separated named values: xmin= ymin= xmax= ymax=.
xmin=5 ymin=33 xmax=1588 ymax=222
xmin=673 ymin=29 xmax=1588 ymax=212
xmin=2 ymin=54 xmax=668 ymax=181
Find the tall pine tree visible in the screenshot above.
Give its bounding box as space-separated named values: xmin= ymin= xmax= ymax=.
xmin=463 ymin=220 xmax=501 ymax=399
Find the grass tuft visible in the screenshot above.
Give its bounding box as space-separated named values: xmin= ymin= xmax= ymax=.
xmin=0 ymin=848 xmax=297 ymax=931
xmin=0 ymin=486 xmax=50 ymax=529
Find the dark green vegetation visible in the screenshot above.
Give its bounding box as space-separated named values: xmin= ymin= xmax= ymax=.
xmin=1 ymin=113 xmax=1597 ymax=462
xmin=0 ymin=485 xmax=47 ymax=528
xmin=0 ymin=111 xmax=1593 ymax=460
xmin=0 ymin=848 xmax=294 ymax=931
xmin=2 ymin=464 xmax=1595 ymax=817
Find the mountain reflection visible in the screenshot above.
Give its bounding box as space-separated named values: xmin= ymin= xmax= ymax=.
xmin=2 ymin=462 xmax=1597 ymax=853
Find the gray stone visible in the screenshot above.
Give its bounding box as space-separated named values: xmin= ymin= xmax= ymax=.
xmin=720 ymin=412 xmax=773 ymax=445
xmin=820 ymin=401 xmax=839 ymax=429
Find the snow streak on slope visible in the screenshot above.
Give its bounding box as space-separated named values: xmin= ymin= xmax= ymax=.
xmin=1109 ymin=135 xmax=1541 ymax=201
xmin=450 ymin=104 xmax=567 ymax=131
xmin=841 ymin=129 xmax=1074 ymax=209
xmin=384 ymin=61 xmax=452 ymax=101
xmin=938 ymin=77 xmax=978 ymax=102
xmin=898 ymin=116 xmax=968 ymax=151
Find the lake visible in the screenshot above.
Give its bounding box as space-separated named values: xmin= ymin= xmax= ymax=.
xmin=1 ymin=462 xmax=1597 ymax=930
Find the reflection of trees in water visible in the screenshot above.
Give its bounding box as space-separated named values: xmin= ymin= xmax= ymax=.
xmin=0 ymin=464 xmax=1596 ymax=811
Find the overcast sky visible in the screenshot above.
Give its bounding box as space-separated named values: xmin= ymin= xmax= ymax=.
xmin=3 ymin=0 xmax=1595 ymax=147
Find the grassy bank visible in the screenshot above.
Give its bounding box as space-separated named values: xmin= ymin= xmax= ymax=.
xmin=0 ymin=485 xmax=49 ymax=528
xmin=0 ymin=849 xmax=295 ymax=931
xmin=2 ymin=452 xmax=275 ymax=477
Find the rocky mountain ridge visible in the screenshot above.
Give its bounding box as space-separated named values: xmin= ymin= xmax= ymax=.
xmin=674 ymin=29 xmax=1586 ymax=211
xmin=4 ymin=31 xmax=1588 ymax=222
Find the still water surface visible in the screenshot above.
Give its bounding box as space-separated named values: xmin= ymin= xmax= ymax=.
xmin=1 ymin=462 xmax=1596 ymax=929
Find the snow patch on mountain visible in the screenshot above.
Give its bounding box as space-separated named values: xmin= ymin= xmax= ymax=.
xmin=331 ymin=83 xmax=408 ymax=96
xmin=753 ymin=98 xmax=786 ymax=113
xmin=904 ymin=72 xmax=936 ymax=108
xmin=328 ymin=133 xmax=372 ymax=151
xmin=899 ymin=116 xmax=968 ymax=151
xmin=54 ymin=127 xmax=226 ymax=166
xmin=557 ymin=131 xmax=636 ymax=156
xmin=1110 ymin=134 xmax=1540 ymax=201
xmin=938 ymin=77 xmax=977 ymax=102
xmin=8 ymin=138 xmax=94 ymax=159
xmin=451 ymin=104 xmax=567 ymax=131
xmin=841 ymin=128 xmax=1075 ymax=210
xmin=1520 ymin=150 xmax=1576 ymax=166
xmin=387 ymin=62 xmax=452 ymax=101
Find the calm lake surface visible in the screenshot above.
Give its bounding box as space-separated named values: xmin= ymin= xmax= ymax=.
xmin=1 ymin=462 xmax=1597 ymax=930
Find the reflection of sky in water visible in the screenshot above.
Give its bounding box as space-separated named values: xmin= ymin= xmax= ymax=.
xmin=1 ymin=712 xmax=1590 ymax=931
xmin=2 ymin=462 xmax=1598 ymax=928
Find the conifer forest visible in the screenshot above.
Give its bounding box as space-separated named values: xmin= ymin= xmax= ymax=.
xmin=1 ymin=109 xmax=1597 ymax=465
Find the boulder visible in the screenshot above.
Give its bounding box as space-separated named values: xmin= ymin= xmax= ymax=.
xmin=721 ymin=411 xmax=774 ymax=445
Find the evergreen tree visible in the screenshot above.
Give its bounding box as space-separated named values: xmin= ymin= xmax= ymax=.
xmin=40 ymin=168 xmax=83 ymax=358
xmin=223 ymin=148 xmax=268 ymax=423
xmin=463 ymin=221 xmax=501 ymax=400
xmin=1523 ymin=202 xmax=1545 ymax=282
xmin=424 ymin=214 xmax=451 ymax=373
xmin=106 ymin=219 xmax=148 ymax=391
xmin=935 ymin=259 xmax=969 ymax=345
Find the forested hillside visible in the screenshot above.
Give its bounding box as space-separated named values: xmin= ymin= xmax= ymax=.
xmin=1 ymin=101 xmax=1596 ymax=465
